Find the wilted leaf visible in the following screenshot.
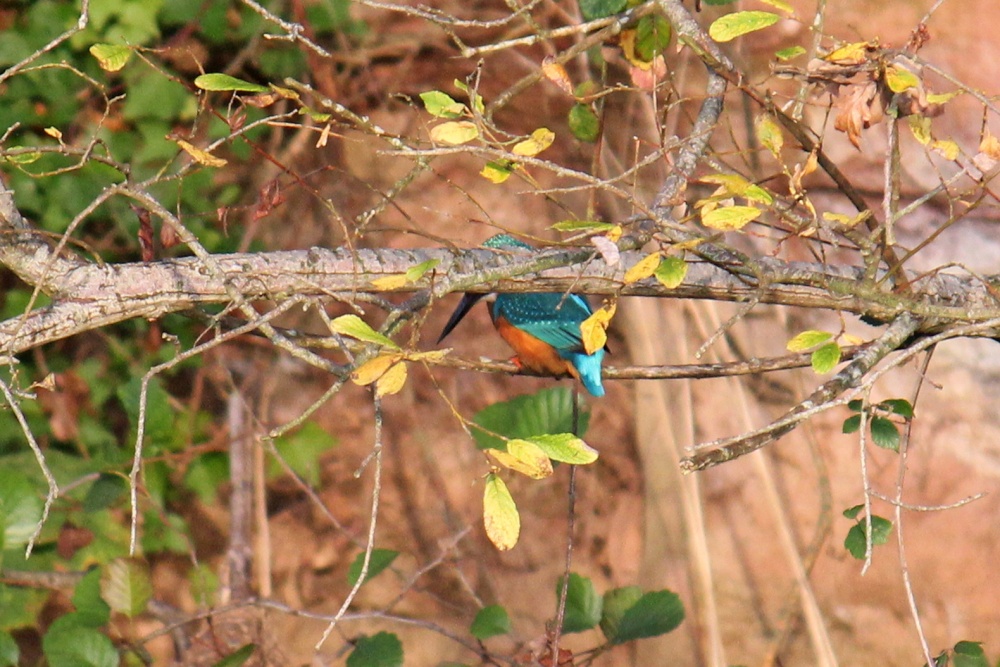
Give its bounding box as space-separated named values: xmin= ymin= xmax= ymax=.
xmin=512 ymin=128 xmax=555 ymax=157
xmin=374 ymin=362 xmax=407 ymax=397
xmin=590 ymin=234 xmax=620 ymax=266
xmin=708 ymin=11 xmax=781 ymax=42
xmin=430 ymin=121 xmax=479 ymax=145
xmin=483 ymin=474 xmax=519 ymax=550
xmin=932 ymin=139 xmax=960 ymax=161
xmin=194 ymin=73 xmax=269 ymax=93
xmin=907 ymin=115 xmax=932 ymax=145
xmin=701 ymin=205 xmax=760 ymax=230
xmin=834 ymin=80 xmax=884 ymax=149
xmin=542 ymin=59 xmax=573 ymax=95
xmin=623 ymin=252 xmax=661 ymax=284
xmin=173 ymin=139 xmax=227 ymax=167
xmin=823 ymin=41 xmax=874 ymax=64
xmin=488 ymin=441 xmax=554 ymax=479
xmin=352 ymin=354 xmax=401 ymax=386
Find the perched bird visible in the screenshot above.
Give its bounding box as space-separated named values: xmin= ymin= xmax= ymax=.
xmin=437 ymin=234 xmax=606 ymax=397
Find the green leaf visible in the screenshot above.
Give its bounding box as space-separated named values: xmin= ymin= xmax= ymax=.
xmin=404 ymin=259 xmax=440 ymax=282
xmin=419 ymin=91 xmax=464 ymax=118
xmin=599 ymin=586 xmax=642 ymax=642
xmin=811 ymin=342 xmax=841 ymax=373
xmin=879 ymin=398 xmax=913 ymax=419
xmin=89 ymin=43 xmax=132 ymax=72
xmin=869 ymin=417 xmax=900 ymax=451
xmin=212 ymin=644 xmax=256 ymax=667
xmin=775 ymin=46 xmax=806 ymax=60
xmin=844 ymin=514 xmax=893 ymax=559
xmin=842 ymin=414 xmax=861 ymax=434
xmin=42 ymin=617 xmax=118 ymax=667
xmin=470 ymin=605 xmax=511 ymax=640
xmin=635 ymin=15 xmax=672 ymax=61
xmin=347 ymin=548 xmax=399 ymax=586
xmin=194 ymin=73 xmax=269 ymax=93
xmin=708 ymin=11 xmax=781 ymax=43
xmin=786 ymin=329 xmax=833 ymax=352
xmin=0 ymin=469 xmax=43 ymax=550
xmin=83 ymin=474 xmax=127 ymax=513
xmin=551 ymin=219 xmax=614 ymax=232
xmin=578 ymin=0 xmax=627 ymax=21
xmin=472 ymin=388 xmax=590 ymax=451
xmin=117 ymin=376 xmax=174 ymax=448
xmin=842 ymin=504 xmax=864 ymax=520
xmin=568 ymin=104 xmax=600 ymax=142
xmin=72 ymin=569 xmax=111 ymax=628
xmin=481 ymin=160 xmax=515 ymax=183
xmin=269 ymin=421 xmax=338 ymax=486
xmin=100 ymin=558 xmax=152 ymax=618
xmin=517 ymin=433 xmax=598 ymax=465
xmin=610 ymin=590 xmax=685 ymax=643
xmin=953 ymin=641 xmax=988 ymax=667
xmin=847 ymin=399 xmax=863 ymax=411
xmin=654 ymin=256 xmax=688 ymax=289
xmin=184 ymin=452 xmax=230 ymax=504
xmin=189 ymin=563 xmax=220 ymax=607
xmin=346 ymin=632 xmax=403 ymax=667
xmin=557 ymin=573 xmax=602 ymax=633
xmin=483 ymin=474 xmax=520 ymax=551
xmin=0 ymin=631 xmax=19 ymax=667
xmin=329 ymin=314 xmax=399 ymax=349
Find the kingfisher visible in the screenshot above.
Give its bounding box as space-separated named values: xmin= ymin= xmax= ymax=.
xmin=436 ymin=234 xmax=606 ymax=397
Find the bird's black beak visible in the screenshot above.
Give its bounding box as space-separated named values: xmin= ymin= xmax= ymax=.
xmin=437 ymin=293 xmax=486 ymax=343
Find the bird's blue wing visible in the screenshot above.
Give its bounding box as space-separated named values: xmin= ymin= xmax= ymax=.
xmin=493 ymin=293 xmax=593 ymax=352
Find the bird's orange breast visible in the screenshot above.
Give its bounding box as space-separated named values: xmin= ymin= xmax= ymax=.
xmin=494 ymin=316 xmax=577 ymax=379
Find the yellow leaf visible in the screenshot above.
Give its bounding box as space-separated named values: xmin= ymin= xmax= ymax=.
xmin=429 ymin=121 xmax=479 ymax=145
xmin=786 ymin=329 xmax=832 ymax=352
xmin=842 ymin=333 xmax=865 ymax=346
xmin=580 ymin=302 xmax=616 ymax=355
xmin=884 ymin=64 xmax=920 ymax=93
xmin=932 ymin=139 xmax=960 ymax=161
xmin=907 ymin=115 xmax=932 ymax=145
xmin=926 ymin=90 xmax=962 ymax=105
xmin=512 ymin=128 xmax=555 ymax=157
xmin=352 ymin=354 xmax=400 ymax=386
xmin=483 ymin=474 xmax=520 ymax=551
xmin=755 ymin=114 xmax=783 ymax=157
xmin=701 ymin=205 xmax=760 ymax=230
xmin=371 ymin=275 xmax=410 ymax=290
xmin=823 ymin=41 xmax=874 ymax=65
xmin=708 ymin=11 xmax=781 ymax=43
xmin=174 ymin=139 xmax=227 ymax=167
xmin=44 ymin=127 xmax=63 ymax=141
xmin=759 ymin=0 xmax=793 ymax=12
xmin=488 ymin=441 xmax=553 ymax=479
xmin=623 ymin=252 xmax=661 ymax=285
xmin=375 ymin=361 xmax=407 ymax=397
xmin=605 ymin=225 xmax=622 ymax=242
xmin=89 ymin=43 xmax=132 ymax=72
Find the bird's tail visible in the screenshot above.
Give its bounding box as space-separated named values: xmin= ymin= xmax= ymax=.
xmin=561 ymin=349 xmax=606 ymax=397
